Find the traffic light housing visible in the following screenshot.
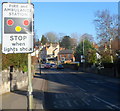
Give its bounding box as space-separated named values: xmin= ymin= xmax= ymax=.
xmin=4 ymin=17 xmax=32 ymax=34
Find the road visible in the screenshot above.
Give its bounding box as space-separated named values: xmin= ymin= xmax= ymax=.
xmin=42 ymin=68 xmax=120 ymax=110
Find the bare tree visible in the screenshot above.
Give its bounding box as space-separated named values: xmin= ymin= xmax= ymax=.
xmin=71 ymin=32 xmax=80 ymax=45
xmin=58 ymin=33 xmax=66 ymax=42
xmin=94 ymin=10 xmax=118 ymax=43
xmin=45 ymin=32 xmax=58 ymax=43
xmin=80 ymin=33 xmax=94 ymax=42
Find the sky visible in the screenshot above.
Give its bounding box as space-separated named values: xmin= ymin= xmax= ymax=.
xmin=0 ymin=1 xmax=118 ymax=43
xmin=33 ymin=2 xmax=118 ymax=41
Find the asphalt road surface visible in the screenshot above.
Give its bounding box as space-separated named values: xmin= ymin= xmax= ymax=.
xmin=42 ymin=68 xmax=120 ymax=110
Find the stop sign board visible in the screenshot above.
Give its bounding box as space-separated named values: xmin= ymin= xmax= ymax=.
xmin=2 ymin=3 xmax=34 ymax=54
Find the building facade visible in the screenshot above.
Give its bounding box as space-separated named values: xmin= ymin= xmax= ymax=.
xmin=40 ymin=43 xmax=60 ymax=62
xmin=58 ymin=49 xmax=75 ymax=63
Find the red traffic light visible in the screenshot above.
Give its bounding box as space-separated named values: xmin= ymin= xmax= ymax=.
xmin=23 ymin=20 xmax=29 ymax=26
xmin=7 ymin=19 xmax=14 ymax=26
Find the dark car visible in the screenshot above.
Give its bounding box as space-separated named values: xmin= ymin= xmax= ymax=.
xmin=50 ymin=63 xmax=57 ymax=68
xmin=57 ymin=64 xmax=64 ymax=69
xmin=44 ymin=63 xmax=51 ymax=69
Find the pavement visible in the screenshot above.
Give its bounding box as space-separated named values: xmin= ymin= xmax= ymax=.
xmin=1 ymin=63 xmax=46 ymax=110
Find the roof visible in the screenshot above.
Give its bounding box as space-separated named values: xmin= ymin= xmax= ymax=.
xmin=58 ymin=49 xmax=73 ymax=54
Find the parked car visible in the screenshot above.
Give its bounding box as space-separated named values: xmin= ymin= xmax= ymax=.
xmin=50 ymin=63 xmax=57 ymax=68
xmin=44 ymin=63 xmax=51 ymax=69
xmin=57 ymin=64 xmax=64 ymax=69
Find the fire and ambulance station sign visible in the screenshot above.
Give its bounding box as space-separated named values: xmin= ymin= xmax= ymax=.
xmin=2 ymin=3 xmax=34 ymax=54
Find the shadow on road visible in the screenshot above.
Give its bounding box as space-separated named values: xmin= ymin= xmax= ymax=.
xmin=41 ymin=69 xmax=120 ymax=110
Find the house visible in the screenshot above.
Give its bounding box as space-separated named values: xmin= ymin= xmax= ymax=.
xmin=40 ymin=43 xmax=60 ymax=63
xmin=58 ymin=49 xmax=75 ymax=63
xmin=111 ymin=37 xmax=120 ymax=51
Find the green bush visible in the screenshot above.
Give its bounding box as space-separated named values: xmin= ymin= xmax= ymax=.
xmin=22 ymin=65 xmax=28 ymax=72
xmin=2 ymin=53 xmax=28 ymax=71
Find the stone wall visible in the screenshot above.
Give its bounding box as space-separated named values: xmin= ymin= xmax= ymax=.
xmin=0 ymin=69 xmax=28 ymax=95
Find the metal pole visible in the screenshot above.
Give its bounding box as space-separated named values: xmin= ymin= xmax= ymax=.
xmin=110 ymin=38 xmax=113 ymax=63
xmin=28 ymin=53 xmax=33 ymax=110
xmin=39 ymin=49 xmax=41 ymax=75
xmin=83 ymin=39 xmax=84 ymax=56
xmin=83 ymin=39 xmax=85 ymax=71
xmin=27 ymin=0 xmax=33 ymax=110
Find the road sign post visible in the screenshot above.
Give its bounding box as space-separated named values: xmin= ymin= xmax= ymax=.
xmin=27 ymin=1 xmax=33 ymax=110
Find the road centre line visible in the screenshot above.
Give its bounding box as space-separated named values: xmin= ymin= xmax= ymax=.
xmin=93 ymin=95 xmax=120 ymax=110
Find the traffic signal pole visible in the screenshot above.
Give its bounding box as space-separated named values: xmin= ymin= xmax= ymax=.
xmin=27 ymin=0 xmax=33 ymax=110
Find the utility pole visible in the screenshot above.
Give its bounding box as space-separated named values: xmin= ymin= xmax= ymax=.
xmin=83 ymin=39 xmax=84 ymax=56
xmin=83 ymin=39 xmax=85 ymax=71
xmin=110 ymin=38 xmax=113 ymax=63
xmin=27 ymin=0 xmax=33 ymax=110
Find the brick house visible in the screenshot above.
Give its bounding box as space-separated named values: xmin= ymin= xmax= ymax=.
xmin=111 ymin=37 xmax=120 ymax=51
xmin=58 ymin=49 xmax=75 ymax=63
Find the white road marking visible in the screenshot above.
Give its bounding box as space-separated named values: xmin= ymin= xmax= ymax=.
xmin=93 ymin=95 xmax=120 ymax=110
xmin=79 ymin=88 xmax=86 ymax=92
xmin=106 ymin=105 xmax=113 ymax=109
xmin=65 ymin=100 xmax=72 ymax=107
xmin=81 ymin=99 xmax=90 ymax=106
xmin=76 ymin=86 xmax=86 ymax=92
xmin=84 ymin=93 xmax=90 ymax=96
xmin=94 ymin=98 xmax=100 ymax=102
xmin=73 ymin=100 xmax=79 ymax=106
